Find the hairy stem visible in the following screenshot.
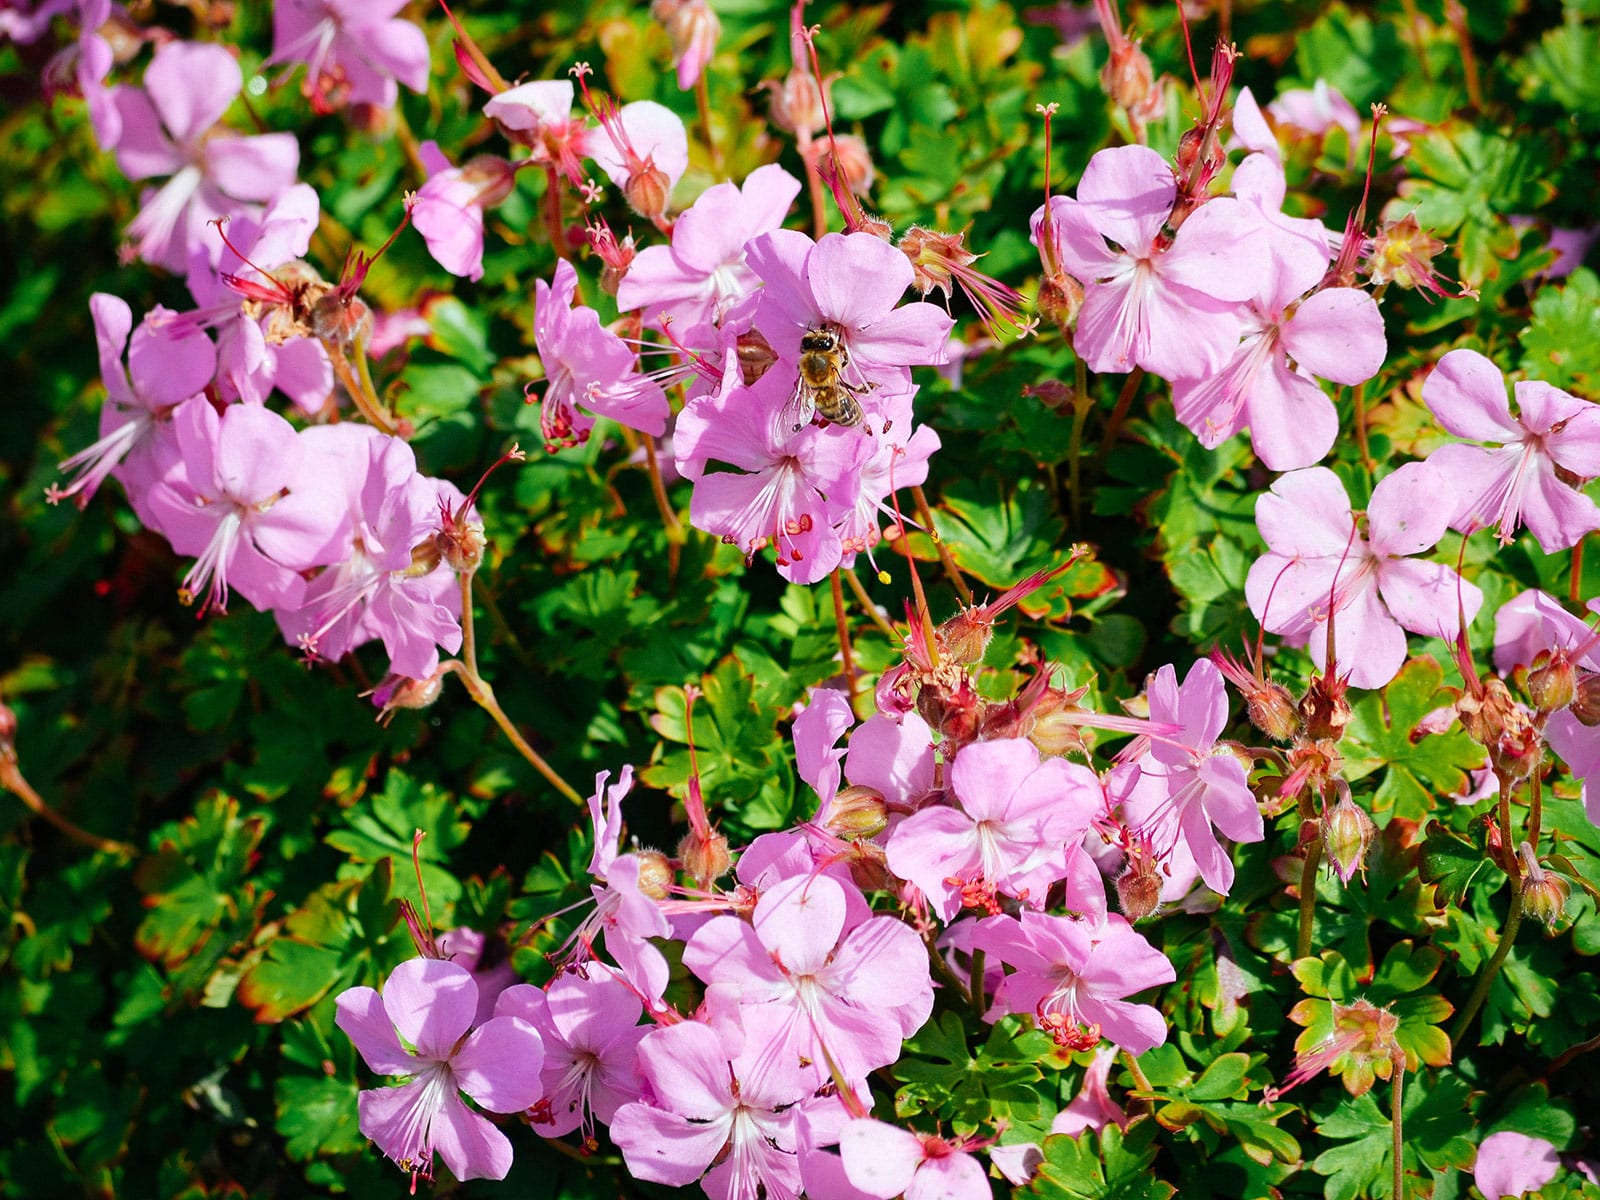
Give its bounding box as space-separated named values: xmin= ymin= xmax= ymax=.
xmin=1296 ymin=791 xmax=1322 ymax=960
xmin=453 ymin=574 xmax=584 ymax=806
xmin=1571 ymin=537 xmax=1585 ymax=605
xmin=644 ymin=438 xmax=684 ymax=583
xmin=831 ymin=568 xmax=859 ymax=708
xmin=543 ymin=165 xmax=569 ymax=259
xmin=1449 ymin=884 xmax=1525 ymax=1049
xmin=325 ymin=341 xmax=399 ymax=436
xmin=1352 ymin=382 xmax=1374 ymax=471
xmin=0 ymin=755 xmax=136 ymax=857
xmin=694 ymin=75 xmax=723 ymax=174
xmin=1097 ymin=368 xmax=1145 ymax=461
xmin=1392 ymin=1064 xmax=1405 ymax=1200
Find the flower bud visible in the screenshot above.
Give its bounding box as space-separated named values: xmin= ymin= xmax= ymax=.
xmin=623 ymin=164 xmax=673 ymax=221
xmin=371 ymin=669 xmax=447 ymax=720
xmin=825 ymin=785 xmax=889 ymax=841
xmin=1243 ymin=677 xmax=1300 ymax=742
xmin=461 ymin=155 xmax=518 ymax=210
xmin=635 ymin=849 xmax=675 ymax=900
xmin=1527 ymin=649 xmax=1577 ymax=714
xmin=1299 ymin=671 xmax=1351 ymax=742
xmin=1518 ymin=843 xmax=1569 ymax=932
xmin=736 ymin=329 xmax=778 ymax=386
xmin=936 ymin=607 xmax=993 ymax=668
xmin=806 ymin=133 xmax=875 ymax=197
xmin=1102 ymin=41 xmax=1155 ymax=114
xmin=436 ymin=513 xmax=488 ymax=575
xmin=677 ymin=828 xmax=731 ymax=888
xmin=1323 ymin=787 xmax=1376 ymax=884
xmin=1573 ymin=674 xmax=1600 ymax=726
xmin=655 ymin=0 xmax=720 ymax=89
xmin=312 ymin=290 xmax=372 ymax=350
xmin=1036 ymin=271 xmax=1084 ymax=332
xmin=765 ymin=69 xmax=825 ymax=135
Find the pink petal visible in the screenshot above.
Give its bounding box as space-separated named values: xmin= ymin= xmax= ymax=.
xmin=1473 ymin=1131 xmax=1561 ymax=1200
xmin=1161 ymin=198 xmax=1266 ymax=303
xmin=89 ymin=293 xmax=134 ymax=404
xmin=425 ymin=1090 xmax=515 ymax=1182
xmin=205 ymin=133 xmax=301 ymax=202
xmin=484 ymin=80 xmax=574 ymax=130
xmin=839 ymin=1119 xmax=922 ymax=1198
xmin=1254 ymin=467 xmax=1356 ymax=557
xmin=382 ymin=958 xmax=478 ymax=1060
xmin=1312 ymin=584 xmax=1408 ymax=689
xmin=906 ymin=1147 xmax=991 ymax=1200
xmin=128 ymin=317 xmax=216 ymax=409
xmin=753 ymin=873 xmax=847 ymax=974
xmin=1243 ymin=358 xmax=1340 ymax=471
xmin=360 ymin=17 xmax=431 ymax=94
xmin=1521 ymin=465 xmax=1600 ymax=552
xmin=746 ymin=228 xmax=823 ymax=333
xmin=214 ymin=404 xmax=301 ymax=502
xmin=1520 ymin=381 xmax=1600 ymax=474
xmin=451 ymin=1016 xmax=545 ymax=1112
xmin=108 ymin=86 xmax=183 ymax=181
xmin=634 ymin=1020 xmax=734 ymax=1118
xmin=610 ymin=1100 xmax=732 ymax=1186
xmin=1377 ymin=557 xmax=1482 ymax=642
xmin=1423 ymin=349 xmax=1520 ymax=442
xmin=1281 ymin=288 xmax=1386 ymax=385
xmin=1075 ymin=144 xmax=1174 ymax=252
xmin=807 ymin=231 xmax=916 ymax=333
xmin=144 ymin=41 xmax=240 ymax=144
xmin=1230 ymin=92 xmax=1280 ymax=160
xmin=334 ymin=985 xmax=416 ymax=1076
xmin=1367 ymin=461 xmax=1451 ymax=557
xmin=948 ymin=737 xmax=1040 ymax=820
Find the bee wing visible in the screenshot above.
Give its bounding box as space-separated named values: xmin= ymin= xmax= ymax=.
xmin=775 ymin=375 xmax=817 ymax=440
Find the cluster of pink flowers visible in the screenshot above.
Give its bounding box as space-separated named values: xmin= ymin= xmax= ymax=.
xmin=327 ymin=605 xmax=1301 ymax=1191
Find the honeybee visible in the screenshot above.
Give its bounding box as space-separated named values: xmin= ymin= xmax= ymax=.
xmin=779 ymin=323 xmax=875 ymax=434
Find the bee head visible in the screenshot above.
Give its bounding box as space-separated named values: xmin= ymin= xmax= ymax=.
xmin=800 ymin=326 xmax=839 ymax=353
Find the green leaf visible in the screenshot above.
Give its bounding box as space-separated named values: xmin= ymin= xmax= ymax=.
xmin=1028 ymin=1117 xmax=1176 ymax=1199
xmin=1344 ymin=656 xmax=1487 ymax=821
xmin=1519 ymin=268 xmax=1600 ymax=392
xmin=1419 ymin=818 xmax=1495 ymax=909
xmin=936 ymin=475 xmax=1067 ymax=589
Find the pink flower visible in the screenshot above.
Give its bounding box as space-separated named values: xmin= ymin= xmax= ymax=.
xmin=581 ymin=97 xmax=689 ymax=219
xmin=271 ymin=0 xmax=430 ymax=112
xmin=335 ymin=958 xmax=545 ymax=1183
xmin=970 ymin=911 xmax=1176 ymax=1052
xmin=1421 ymin=348 xmax=1600 ymax=551
xmin=1032 ymin=144 xmax=1264 ymax=379
xmin=484 ymin=79 xmax=588 ymax=185
xmin=608 ymin=1011 xmax=813 ymax=1200
xmin=1173 ymin=196 xmax=1384 ymax=470
xmin=1269 ymin=79 xmax=1363 ymax=160
xmin=144 ymin=401 xmax=351 ymax=614
xmin=110 ymin=41 xmax=300 ymax=272
xmin=179 ymin=182 xmax=332 ymax=411
xmin=746 ymin=229 xmax=954 ymax=401
xmin=838 ymin=1119 xmax=991 ymax=1200
xmin=617 ymin=163 xmax=801 ymax=347
xmin=49 ymin=294 xmax=214 ymax=511
xmin=533 ymin=258 xmax=669 ymax=449
xmin=1121 ymin=660 xmax=1263 ymax=896
xmin=1245 ymin=465 xmax=1484 ymax=690
xmin=673 ymin=366 xmax=871 ymax=584
xmin=884 ymin=737 xmax=1103 ymax=921
xmin=413 ymin=143 xmax=519 ymax=282
xmin=655 ymin=0 xmax=721 ymax=90
xmin=682 ymin=872 xmax=934 ymax=1082
xmin=436 ymin=927 xmax=518 ymax=1027
xmin=793 ymin=687 xmax=854 ymax=819
xmin=1473 ymin=1131 xmax=1562 ymax=1199
xmin=494 ymin=968 xmax=648 ymax=1140
xmin=273 ymin=427 xmax=463 ymax=678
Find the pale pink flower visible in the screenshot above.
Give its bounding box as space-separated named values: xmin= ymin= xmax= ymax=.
xmin=412 ymin=143 xmax=519 ymax=282
xmin=110 ymin=41 xmax=300 ymax=272
xmin=884 ymin=737 xmax=1104 ymax=921
xmin=1269 ymin=79 xmax=1363 ymax=160
xmin=271 ymin=0 xmax=430 ymax=112
xmin=49 ymin=293 xmax=214 ymax=511
xmin=335 ymin=958 xmax=544 ymax=1183
xmin=970 ymin=911 xmax=1176 ymax=1053
xmin=1031 ymin=144 xmax=1264 ymax=379
xmin=1422 ymin=348 xmax=1600 ymax=551
xmin=617 ymin=163 xmax=801 ymax=347
xmin=838 ymin=1119 xmax=991 ymax=1200
xmin=1245 ymin=465 xmax=1484 ymax=690
xmin=494 ymin=968 xmax=648 ymax=1140
xmin=1473 ymin=1131 xmax=1562 ymax=1199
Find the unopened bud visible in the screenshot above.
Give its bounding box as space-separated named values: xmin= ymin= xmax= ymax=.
xmin=806 ymin=133 xmax=875 ymax=197
xmin=1518 ymin=843 xmax=1569 ymax=932
xmin=1527 ymin=650 xmax=1577 ymax=714
xmin=436 ymin=515 xmax=488 ymax=575
xmin=765 ymin=69 xmax=825 ymax=135
xmin=624 ymin=165 xmax=672 ymax=221
xmin=1103 ymin=42 xmax=1155 ymax=113
xmin=312 ymin=291 xmax=372 ymax=349
xmin=1246 ymin=678 xmax=1301 ymax=742
xmin=1036 ymin=272 xmax=1084 ymax=332
xmin=1323 ymin=787 xmax=1376 ymax=884
xmin=1574 ymin=674 xmax=1600 ymax=726
xmin=677 ymin=828 xmax=731 ymax=887
xmin=461 ymin=155 xmax=518 ymax=209
xmin=635 ymin=849 xmax=674 ymax=900
xmin=371 ymin=669 xmax=447 ymax=718
xmin=936 ymin=607 xmax=993 ymax=668
xmin=825 ymin=785 xmax=889 ymax=841
xmin=1299 ymin=672 xmax=1351 ymax=742
xmin=736 ymin=329 xmax=778 ymax=386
